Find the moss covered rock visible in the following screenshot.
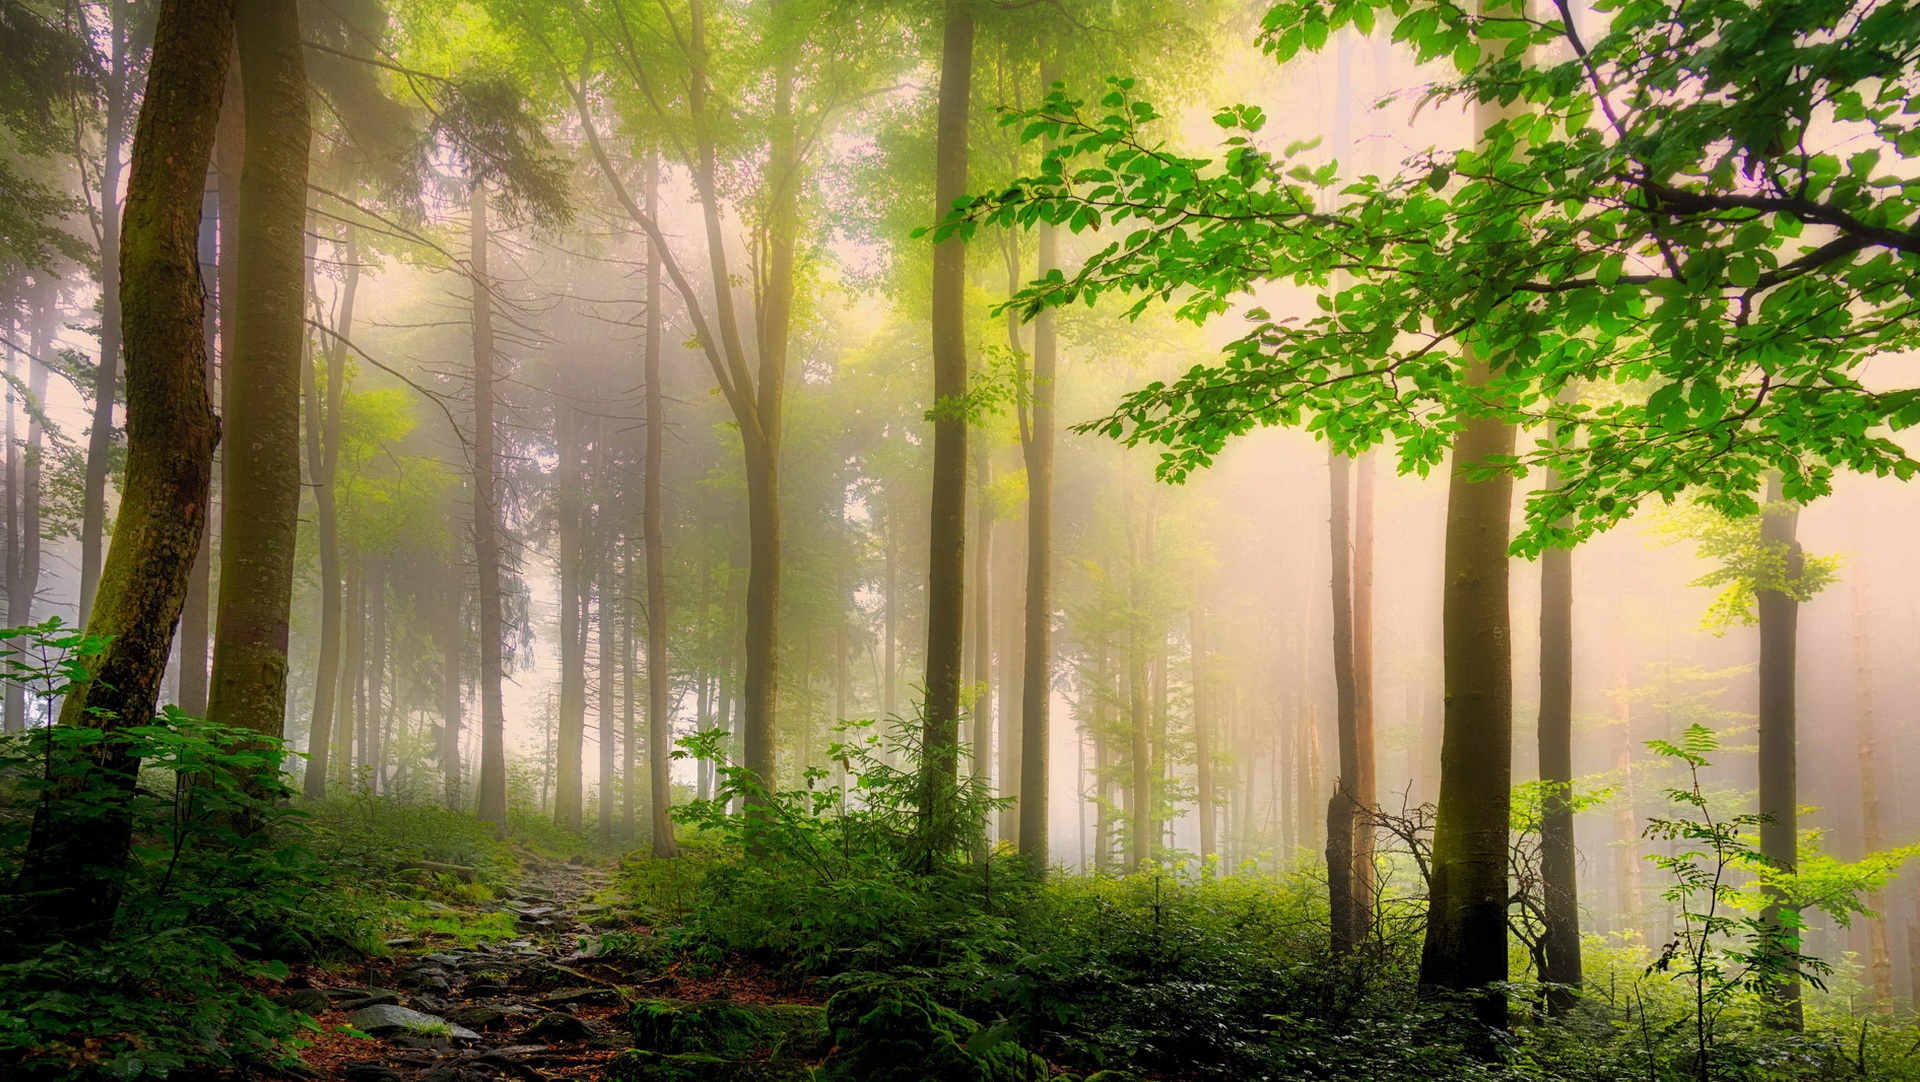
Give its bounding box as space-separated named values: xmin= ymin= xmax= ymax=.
xmin=818 ymin=981 xmax=1037 ymax=1082
xmin=629 ymin=999 xmax=828 ymax=1061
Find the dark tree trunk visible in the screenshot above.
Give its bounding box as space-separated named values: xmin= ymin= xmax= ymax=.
xmin=471 ymin=183 xmax=509 ymax=827
xmin=1538 ymin=468 xmax=1582 ymax=1011
xmin=1757 ymin=472 xmax=1804 ymax=1028
xmin=643 ymin=155 xmax=678 ymax=855
xmin=206 ymin=0 xmax=309 ymax=750
xmin=15 ymin=0 xmax=232 ymax=936
xmin=918 ymin=0 xmax=974 ymax=854
xmin=1327 ymin=450 xmax=1368 ymax=953
xmin=5 ymin=281 xmax=52 ymax=731
xmin=1418 ymin=370 xmax=1517 ymax=1034
xmin=179 ymin=176 xmax=217 ymax=716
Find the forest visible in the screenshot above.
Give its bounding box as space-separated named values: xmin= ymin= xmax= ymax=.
xmin=4 ymin=0 xmax=1920 ymax=1079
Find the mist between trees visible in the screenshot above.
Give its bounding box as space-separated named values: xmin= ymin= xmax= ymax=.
xmin=6 ymin=0 xmax=1920 ymax=1080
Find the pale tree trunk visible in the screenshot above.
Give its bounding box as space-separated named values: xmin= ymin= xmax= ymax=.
xmin=554 ymin=403 xmax=587 ymax=831
xmin=302 ymin=224 xmax=354 ymax=796
xmin=206 ymin=0 xmax=309 ymax=752
xmin=1850 ymin=567 xmax=1893 ymax=1011
xmin=471 ymin=183 xmax=509 ymax=827
xmin=5 ymin=282 xmax=52 ymax=731
xmin=969 ymin=441 xmax=992 ymax=783
xmin=17 ymin=0 xmax=231 ymax=935
xmin=1190 ymin=584 xmax=1214 ymax=862
xmin=599 ymin=566 xmax=617 ymax=843
xmin=335 ymin=544 xmax=363 ymax=789
xmin=1126 ymin=485 xmax=1151 ymax=870
xmin=178 ymin=176 xmax=216 ymax=715
xmin=643 ymin=155 xmax=678 ymax=856
xmin=441 ymin=561 xmax=463 ymax=808
xmin=1538 ymin=457 xmax=1582 ymax=1010
xmin=921 ymin=0 xmax=975 ymax=853
xmin=79 ymin=0 xmax=133 ymax=622
xmin=1326 ymin=449 xmax=1374 ymax=952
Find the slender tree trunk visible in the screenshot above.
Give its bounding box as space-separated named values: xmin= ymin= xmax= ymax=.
xmin=643 ymin=157 xmax=678 ymax=856
xmin=441 ymin=560 xmax=463 ymax=808
xmin=1611 ymin=677 xmax=1642 ymax=935
xmin=920 ymin=0 xmax=974 ymax=852
xmin=1327 ymin=449 xmax=1366 ymax=953
xmin=5 ymin=284 xmax=52 ymax=731
xmin=1851 ymin=572 xmax=1893 ymax=1011
xmin=1757 ymin=473 xmax=1804 ymax=1028
xmin=302 ymin=225 xmax=353 ymax=795
xmin=555 ymin=405 xmax=587 ymax=831
xmin=885 ymin=497 xmax=899 ymax=719
xmin=970 ymin=441 xmax=992 ymax=782
xmin=16 ymin=0 xmax=231 ymax=935
xmin=206 ymin=0 xmax=308 ymax=752
xmin=79 ymin=2 xmax=131 ymax=622
xmin=1538 ymin=462 xmax=1582 ymax=1011
xmin=1353 ymin=452 xmax=1377 ymax=910
xmin=471 ymin=183 xmax=509 ymax=827
xmin=1127 ymin=490 xmax=1151 ymax=871
xmin=179 ymin=176 xmax=217 ymax=715
xmin=367 ymin=556 xmax=388 ymax=791
xmin=599 ymin=568 xmax=617 ymax=843
xmin=335 ymin=544 xmax=363 ymax=789
xmin=622 ymin=546 xmax=638 ymax=838
xmin=1191 ymin=589 xmax=1214 ymax=862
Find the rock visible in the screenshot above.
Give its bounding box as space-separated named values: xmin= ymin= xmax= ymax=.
xmin=330 ymin=986 xmax=404 ymax=1011
xmin=537 ymin=986 xmax=624 ymax=1008
xmin=384 ymin=937 xmax=418 ymax=948
xmin=342 ymin=1063 xmax=405 ymax=1082
xmin=523 ymin=1011 xmax=599 ymax=1043
xmin=1083 ymin=1073 xmax=1146 ymax=1082
xmin=426 ymin=952 xmax=467 ymax=966
xmin=602 ymin=1049 xmax=812 ymax=1081
xmin=272 ymin=988 xmax=331 ymax=1015
xmin=419 ymin=1067 xmax=493 ymax=1082
xmin=444 ymin=1005 xmax=513 ymax=1031
xmin=347 ymin=1004 xmax=481 ymax=1041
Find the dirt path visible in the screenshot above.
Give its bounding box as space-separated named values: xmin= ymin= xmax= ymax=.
xmin=289 ymin=852 xmax=641 ymax=1082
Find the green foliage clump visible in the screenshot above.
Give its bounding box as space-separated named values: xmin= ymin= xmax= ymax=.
xmin=820 ymin=979 xmax=1037 ymax=1082
xmin=0 ymin=621 xmax=374 ymax=1080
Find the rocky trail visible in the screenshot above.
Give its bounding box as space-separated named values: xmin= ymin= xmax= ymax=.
xmin=285 ymin=852 xmax=658 ymax=1082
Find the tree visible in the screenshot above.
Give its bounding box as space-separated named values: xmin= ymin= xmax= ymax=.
xmin=921 ymin=0 xmax=975 ymax=855
xmin=15 ymin=0 xmax=232 ymax=934
xmin=1538 ymin=454 xmax=1581 ymax=1011
xmin=641 ymin=155 xmax=678 ymax=858
xmin=1754 ymin=474 xmax=1805 ymax=1027
xmin=205 ymin=0 xmax=310 ymax=749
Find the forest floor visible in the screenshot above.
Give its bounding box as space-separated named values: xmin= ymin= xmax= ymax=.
xmin=282 ymin=851 xmax=788 ymax=1082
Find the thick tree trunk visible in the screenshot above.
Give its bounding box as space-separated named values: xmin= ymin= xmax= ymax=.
xmin=15 ymin=0 xmax=231 ymax=935
xmin=1418 ymin=369 xmax=1517 ymax=1031
xmin=1757 ymin=473 xmax=1803 ymax=1027
xmin=920 ymin=0 xmax=974 ymax=852
xmin=643 ymin=156 xmax=677 ymax=855
xmin=471 ymin=183 xmax=509 ymax=827
xmin=1538 ymin=468 xmax=1582 ymax=1010
xmin=206 ymin=0 xmax=309 ymax=751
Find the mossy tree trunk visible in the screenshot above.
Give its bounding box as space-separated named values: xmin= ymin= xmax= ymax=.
xmin=15 ymin=0 xmax=233 ymax=937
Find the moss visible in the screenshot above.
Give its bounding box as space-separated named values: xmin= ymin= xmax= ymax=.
xmin=629 ymin=999 xmax=826 ymax=1060
xmin=819 ymin=981 xmax=1037 ymax=1082
xmin=601 ymin=1049 xmax=812 ymax=1082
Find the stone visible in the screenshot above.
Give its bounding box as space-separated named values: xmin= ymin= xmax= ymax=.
xmin=538 ymin=986 xmax=624 ymax=1008
xmin=602 ymin=1049 xmax=812 ymax=1082
xmin=426 ymin=952 xmax=467 ymax=966
xmin=523 ymin=1011 xmax=598 ymax=1043
xmin=419 ymin=1068 xmax=494 ymax=1082
xmin=347 ymin=1004 xmax=481 ymax=1041
xmin=272 ymin=988 xmax=331 ymax=1015
xmin=342 ymin=1062 xmax=404 ymax=1082
xmin=330 ymin=986 xmax=404 ymax=1010
xmin=444 ymin=1005 xmax=512 ymax=1031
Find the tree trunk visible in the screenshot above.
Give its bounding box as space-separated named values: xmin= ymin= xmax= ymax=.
xmin=555 ymin=404 xmax=587 ymax=831
xmin=599 ymin=567 xmax=617 ymax=843
xmin=5 ymin=282 xmax=52 ymax=731
xmin=622 ymin=546 xmax=638 ymax=837
xmin=1190 ymin=588 xmax=1214 ymax=863
xmin=1756 ymin=473 xmax=1804 ymax=1027
xmin=920 ymin=0 xmax=974 ymax=852
xmin=1851 ymin=571 xmax=1893 ymax=1011
xmin=643 ymin=154 xmax=678 ymax=855
xmin=471 ymin=182 xmax=509 ymax=827
xmin=79 ymin=2 xmax=132 ymax=622
xmin=15 ymin=0 xmax=231 ymax=935
xmin=885 ymin=495 xmax=899 ymax=719
xmin=1326 ymin=449 xmax=1366 ymax=952
xmin=1127 ymin=489 xmax=1151 ymax=871
xmin=441 ymin=559 xmax=463 ymax=808
xmin=970 ymin=439 xmax=992 ymax=783
xmin=1417 ymin=357 xmax=1517 ymax=1032
xmin=179 ymin=176 xmax=217 ymax=716
xmin=302 ymin=222 xmax=353 ymax=795
xmin=206 ymin=0 xmax=308 ymax=751
xmin=335 ymin=543 xmax=363 ymax=788
xmin=1538 ymin=463 xmax=1582 ymax=1010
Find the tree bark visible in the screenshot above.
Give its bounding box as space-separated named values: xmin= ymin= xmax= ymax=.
xmin=599 ymin=563 xmax=617 ymax=842
xmin=302 ymin=222 xmax=353 ymax=795
xmin=643 ymin=154 xmax=677 ymax=855
xmin=1417 ymin=358 xmax=1517 ymax=1034
xmin=1850 ymin=570 xmax=1893 ymax=1011
xmin=471 ymin=182 xmax=509 ymax=827
xmin=1538 ymin=467 xmax=1582 ymax=1011
xmin=5 ymin=281 xmax=52 ymax=731
xmin=970 ymin=439 xmax=992 ymax=784
xmin=1757 ymin=473 xmax=1804 ymax=1028
xmin=179 ymin=176 xmax=217 ymax=716
xmin=920 ymin=0 xmax=974 ymax=853
xmin=15 ymin=0 xmax=231 ymax=935
xmin=1126 ymin=485 xmax=1151 ymax=871
xmin=555 ymin=402 xmax=587 ymax=831
xmin=1190 ymin=588 xmax=1214 ymax=863
xmin=206 ymin=0 xmax=308 ymax=751
xmin=441 ymin=559 xmax=463 ymax=809
xmin=1326 ymin=449 xmax=1373 ymax=952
